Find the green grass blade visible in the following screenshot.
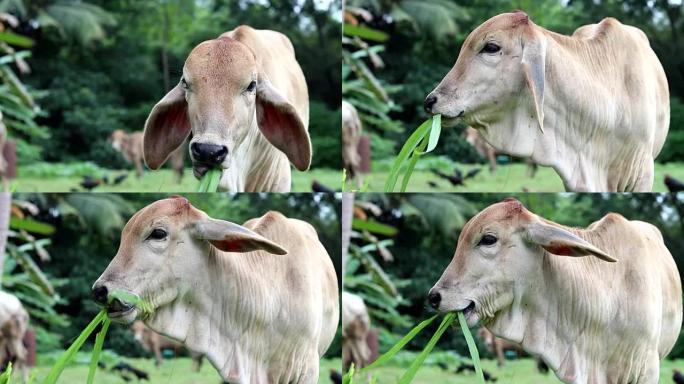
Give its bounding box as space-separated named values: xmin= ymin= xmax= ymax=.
xmin=42 ymin=310 xmax=108 ymax=384
xmin=425 ymin=114 xmax=441 ymax=153
xmin=206 ymin=169 xmax=221 ymax=192
xmin=0 ymin=362 xmax=12 ymax=384
xmin=342 ymin=363 xmax=355 ymax=384
xmin=384 ymin=119 xmax=432 ymax=192
xmin=359 ymin=314 xmax=438 ymax=372
xmin=458 ymin=312 xmax=485 ymax=383
xmin=400 ymin=138 xmax=429 ymax=193
xmin=87 ymin=317 xmax=110 ymax=384
xmin=398 ymin=313 xmax=456 ymax=383
xmin=197 ymin=171 xmax=211 ymax=192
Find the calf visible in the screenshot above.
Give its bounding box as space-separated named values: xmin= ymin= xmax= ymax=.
xmin=92 ymin=197 xmax=338 ymax=383
xmin=341 ymin=291 xmax=371 ymax=371
xmin=109 ymin=130 xmax=184 ymax=182
xmin=342 ymin=101 xmax=363 ymax=187
xmin=429 ymin=199 xmax=682 ymax=383
xmin=143 ymin=26 xmax=312 ymax=192
xmin=130 ymin=321 xmax=203 ymax=371
xmin=426 ymin=12 xmax=669 ymax=191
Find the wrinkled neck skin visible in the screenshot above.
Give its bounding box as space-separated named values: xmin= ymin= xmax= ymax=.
xmin=476 ymin=34 xmax=654 ymax=192
xmin=219 ymin=117 xmax=291 ymax=192
xmin=144 ymin=247 xmax=313 ymax=383
xmin=486 ymin=251 xmax=657 ymax=384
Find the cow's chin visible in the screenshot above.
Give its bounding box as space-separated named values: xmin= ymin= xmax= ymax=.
xmin=192 ymin=163 xmax=228 ymax=180
xmin=458 ymin=300 xmax=480 ymax=327
xmin=107 ymin=306 xmax=138 ymax=324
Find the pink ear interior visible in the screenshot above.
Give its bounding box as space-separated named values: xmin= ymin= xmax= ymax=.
xmin=543 ymin=244 xmax=575 ymax=256
xmin=256 ymin=84 xmax=311 ymax=171
xmin=143 ymin=85 xmax=191 ymax=170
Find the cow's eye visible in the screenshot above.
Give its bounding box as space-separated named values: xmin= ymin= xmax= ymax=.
xmin=180 ymin=78 xmax=189 ymax=89
xmin=246 ymin=81 xmax=256 ymax=92
xmin=147 ymin=229 xmax=168 ymax=241
xmin=481 ymin=42 xmax=501 ymax=54
xmin=478 ymin=234 xmax=498 ymax=246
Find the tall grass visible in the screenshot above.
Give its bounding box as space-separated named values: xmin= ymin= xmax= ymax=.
xmin=385 ymin=115 xmax=441 ymax=192
xmin=343 ymin=310 xmax=485 ymax=383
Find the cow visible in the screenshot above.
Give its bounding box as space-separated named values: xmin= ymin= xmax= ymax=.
xmin=462 ymin=126 xmax=537 ymax=177
xmin=0 ymin=291 xmax=28 ymax=383
xmin=92 ymin=196 xmax=339 ymax=383
xmin=109 ymin=129 xmax=185 ymax=183
xmin=142 ymin=26 xmax=311 ymax=192
xmin=130 ymin=320 xmax=203 ymax=371
xmin=342 ymin=101 xmax=363 ymax=188
xmin=425 ymin=11 xmax=669 ymax=192
xmin=428 ymin=199 xmax=682 ymax=384
xmin=342 ymin=291 xmax=371 ymax=371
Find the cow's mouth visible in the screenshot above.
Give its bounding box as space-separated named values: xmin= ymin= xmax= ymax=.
xmin=107 ymin=298 xmax=135 ymax=319
xmin=460 ymin=300 xmax=478 ymax=326
xmin=192 ymin=163 xmax=223 ymax=179
xmin=440 ymin=110 xmax=465 ymax=127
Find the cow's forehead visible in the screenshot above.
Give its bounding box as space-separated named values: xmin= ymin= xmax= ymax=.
xmin=122 ymin=197 xmax=202 ymax=235
xmin=464 ymin=12 xmax=529 ymax=48
xmin=458 ymin=199 xmax=530 ymax=245
xmin=185 ymin=37 xmax=256 ymax=79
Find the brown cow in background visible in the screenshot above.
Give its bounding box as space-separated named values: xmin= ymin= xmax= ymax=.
xmin=0 ymin=291 xmax=29 ymax=382
xmin=109 ymin=130 xmax=185 ymax=183
xmin=342 ymin=101 xmax=365 ymax=188
xmin=130 ymin=321 xmax=203 ymax=371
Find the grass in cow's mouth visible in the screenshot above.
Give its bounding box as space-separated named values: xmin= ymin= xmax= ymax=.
xmin=342 ymin=311 xmax=484 ymax=384
xmin=108 ymin=289 xmax=154 ymax=316
xmin=198 ymin=169 xmax=221 ymax=192
xmin=384 ymin=114 xmax=441 ymax=192
xmin=0 ymin=362 xmax=12 ymax=384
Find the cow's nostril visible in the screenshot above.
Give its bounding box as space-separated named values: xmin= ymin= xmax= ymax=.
xmin=428 ymin=289 xmax=441 ymax=309
xmin=424 ymin=94 xmax=438 ymax=113
xmin=191 ymin=143 xmax=229 ymax=166
xmin=92 ymin=285 xmax=108 ymax=305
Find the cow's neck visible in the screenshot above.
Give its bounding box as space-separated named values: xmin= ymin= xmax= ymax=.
xmin=486 ymin=252 xmax=645 ymax=384
xmin=220 ymin=121 xmax=291 ymax=192
xmin=145 ymin=248 xmax=286 ymax=383
xmin=479 ymin=35 xmax=652 ymax=192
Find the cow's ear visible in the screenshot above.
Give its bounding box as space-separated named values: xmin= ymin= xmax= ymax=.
xmin=256 ymin=77 xmax=311 ymax=171
xmin=143 ymin=83 xmax=191 ymax=170
xmin=193 ymin=218 xmax=288 ymax=255
xmin=526 ymin=221 xmax=616 ymax=262
xmin=521 ymin=28 xmax=546 ymax=133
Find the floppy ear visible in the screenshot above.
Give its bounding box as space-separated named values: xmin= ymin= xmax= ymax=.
xmin=521 ymin=28 xmax=546 ymax=133
xmin=143 ymin=84 xmax=191 ymax=170
xmin=526 ymin=221 xmax=616 ymax=262
xmin=194 ymin=218 xmax=288 ymax=255
xmin=256 ymin=78 xmax=312 ymax=171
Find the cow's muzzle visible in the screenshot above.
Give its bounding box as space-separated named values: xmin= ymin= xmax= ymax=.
xmin=91 ymin=284 xmax=135 ymax=318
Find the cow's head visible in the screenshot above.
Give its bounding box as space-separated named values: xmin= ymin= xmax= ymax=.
xmin=91 ymin=196 xmax=287 ymax=324
xmin=109 ymin=129 xmax=126 ymax=152
xmin=428 ymin=199 xmax=615 ymax=327
xmin=142 ymin=35 xmax=311 ymax=180
xmin=425 ymin=11 xmax=547 ymax=141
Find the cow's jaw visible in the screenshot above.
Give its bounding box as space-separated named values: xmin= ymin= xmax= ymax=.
xmin=217 ymin=119 xmax=291 ymax=192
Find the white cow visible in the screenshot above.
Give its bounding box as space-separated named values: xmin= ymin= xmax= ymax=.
xmin=143 ymin=26 xmax=311 ymax=192
xmin=341 ymin=291 xmax=371 ymax=371
xmin=429 ymin=199 xmax=682 ymax=384
xmin=425 ymin=11 xmax=669 ymax=192
xmin=93 ymin=197 xmax=339 ymax=383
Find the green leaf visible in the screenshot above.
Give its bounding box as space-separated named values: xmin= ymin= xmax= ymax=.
xmin=0 ymin=32 xmax=34 ymax=48
xmin=343 ymin=25 xmax=389 ymax=42
xmin=87 ymin=317 xmax=110 ymax=384
xmin=352 ymin=218 xmax=397 ymax=236
xmin=398 ymin=313 xmax=456 ymax=383
xmin=384 ymin=118 xmax=432 ymax=192
xmin=458 ymin=311 xmax=485 ymax=383
xmin=426 ymin=114 xmax=441 ymax=153
xmin=9 ymin=218 xmax=55 ymax=235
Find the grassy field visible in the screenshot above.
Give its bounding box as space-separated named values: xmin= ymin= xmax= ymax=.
xmin=356 ymin=358 xmax=684 ymax=383
xmin=30 ymin=356 xmax=341 ymax=383
xmin=13 ymin=168 xmax=341 ymax=193
xmin=358 ymin=162 xmax=684 ymax=193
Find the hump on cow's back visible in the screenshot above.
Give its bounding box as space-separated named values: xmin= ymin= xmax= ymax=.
xmin=244 ymin=211 xmax=317 ymax=243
